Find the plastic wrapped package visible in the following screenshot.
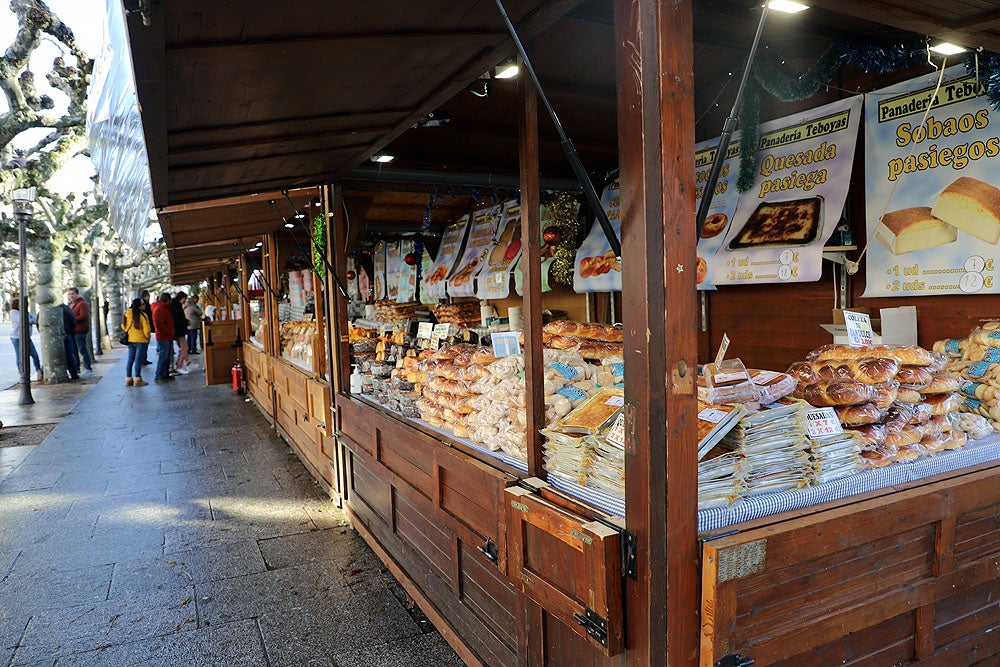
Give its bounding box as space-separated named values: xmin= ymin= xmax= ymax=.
xmin=700 ymin=359 xmax=759 ymax=405
xmin=952 ymin=412 xmax=994 ymax=440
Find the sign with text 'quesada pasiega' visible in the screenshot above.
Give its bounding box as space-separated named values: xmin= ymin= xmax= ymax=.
xmin=710 ymin=95 xmax=863 ymax=286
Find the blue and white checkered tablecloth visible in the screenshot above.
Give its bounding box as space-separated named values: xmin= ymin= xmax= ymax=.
xmin=357 ymin=396 xmax=1000 ymax=531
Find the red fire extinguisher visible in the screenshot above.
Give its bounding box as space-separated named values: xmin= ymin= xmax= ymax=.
xmin=232 ymin=359 xmax=245 ymax=395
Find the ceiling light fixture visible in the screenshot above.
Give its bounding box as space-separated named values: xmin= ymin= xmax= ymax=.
xmin=284 ymin=222 xmax=294 ymax=228
xmin=930 ymin=41 xmax=966 ymax=55
xmin=767 ymin=0 xmax=808 ymax=13
xmin=371 ymin=153 xmax=395 ymax=163
xmin=495 ymin=58 xmax=519 ymax=79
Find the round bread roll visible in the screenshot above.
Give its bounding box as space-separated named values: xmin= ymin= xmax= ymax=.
xmin=835 ymin=402 xmax=883 ymax=426
xmin=847 ymin=423 xmax=887 ymax=448
xmin=930 ymin=414 xmax=951 ymax=433
xmin=881 ymin=403 xmax=913 ymax=434
xmin=896 ymin=365 xmax=933 ymax=389
xmin=907 ymin=402 xmax=933 ymax=424
xmin=919 ymin=372 xmax=959 ymax=395
xmin=925 ymin=392 xmax=960 ymax=415
xmin=915 ymin=418 xmax=942 ymax=439
xmin=786 ymin=361 xmax=819 ymax=385
xmin=943 ymin=430 xmax=968 ymax=450
xmin=803 ymin=379 xmax=873 ymax=407
xmin=894 ymin=444 xmax=921 ymax=462
xmin=919 ymin=432 xmax=948 ymax=455
xmin=886 ymin=425 xmax=923 ymax=447
xmin=870 ymin=381 xmax=900 ymax=408
xmin=861 ymin=445 xmax=896 ymax=468
xmin=895 ymin=387 xmax=922 ymax=404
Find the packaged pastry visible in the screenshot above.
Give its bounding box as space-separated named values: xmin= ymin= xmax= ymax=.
xmin=895 ymin=387 xmax=922 ymax=404
xmin=802 ymin=358 xmax=899 ymax=385
xmin=881 ymin=403 xmax=914 ymax=434
xmin=895 ymin=365 xmax=933 ymax=389
xmin=748 ymin=369 xmax=797 ymax=403
xmin=860 ymin=444 xmax=896 ymax=468
xmin=870 ymin=380 xmax=900 ymax=409
xmin=556 ymin=387 xmax=624 ymax=433
xmin=808 ymin=343 xmax=940 ymax=367
xmin=701 ymin=359 xmax=759 ymax=405
xmin=543 ymin=320 xmax=624 ymax=343
xmin=846 ymin=423 xmax=887 ymax=448
xmin=894 ymin=444 xmax=921 ymax=463
xmin=919 ymin=372 xmax=959 ymax=395
xmin=925 ymin=392 xmax=961 ymax=415
xmin=801 ymin=379 xmax=873 ymax=407
xmin=907 ymin=402 xmax=933 ymax=424
xmin=885 ymin=425 xmax=922 ymax=447
xmin=834 ymin=402 xmax=883 ymax=426
xmin=942 ymin=430 xmax=968 ymax=450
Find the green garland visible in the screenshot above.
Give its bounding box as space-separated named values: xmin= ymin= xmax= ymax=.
xmin=549 ymin=191 xmax=582 ymax=285
xmin=312 ymin=213 xmax=327 ymax=278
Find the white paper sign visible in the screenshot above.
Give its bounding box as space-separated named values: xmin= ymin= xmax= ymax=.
xmin=491 ymin=331 xmax=522 ymax=358
xmin=605 ymin=412 xmax=626 ymax=449
xmin=843 ymin=310 xmax=874 ymax=347
xmin=478 ymin=200 xmax=523 ymax=299
xmin=373 ymin=241 xmax=387 ymax=301
xmin=574 ymin=179 xmax=622 ymax=293
xmin=448 ymin=205 xmax=502 ymax=298
xmin=694 ymin=137 xmax=742 ymax=291
xmin=806 ymin=407 xmax=843 ymax=438
xmin=714 ymin=333 xmax=730 ymax=366
xmin=422 ymin=216 xmax=469 ymax=301
xmin=417 ymin=322 xmax=434 ymax=339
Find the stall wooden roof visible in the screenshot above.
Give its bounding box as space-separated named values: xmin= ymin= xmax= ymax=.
xmin=125 ymin=0 xmax=1000 ymax=280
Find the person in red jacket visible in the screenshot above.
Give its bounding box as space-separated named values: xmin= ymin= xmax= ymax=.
xmin=150 ymin=292 xmax=176 ymax=382
xmin=65 ymin=287 xmax=93 ymax=376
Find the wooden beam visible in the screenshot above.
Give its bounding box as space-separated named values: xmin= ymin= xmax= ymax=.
xmin=168 ymin=143 xmax=371 ymax=173
xmin=127 ymin=2 xmax=169 ymax=206
xmin=169 ymin=108 xmax=415 ymax=141
xmin=519 ymin=56 xmax=545 ymax=480
xmin=169 ymin=174 xmax=328 ymax=201
xmin=158 ymin=187 xmax=319 ymax=214
xmin=616 ymin=1 xmax=699 ymax=666
xmin=169 ymin=126 xmax=394 ymax=156
xmin=951 ymin=9 xmax=1000 ymax=30
xmin=166 ymin=30 xmax=508 ymax=53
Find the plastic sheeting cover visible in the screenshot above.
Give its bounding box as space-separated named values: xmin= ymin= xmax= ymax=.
xmin=85 ymin=0 xmax=152 ymax=250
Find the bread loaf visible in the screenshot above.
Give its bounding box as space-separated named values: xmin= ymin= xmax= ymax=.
xmin=896 ymin=365 xmax=933 ymax=389
xmin=809 ymin=344 xmax=938 ymax=367
xmin=930 ymin=414 xmax=951 ymax=433
xmin=886 ymin=425 xmax=922 ymax=447
xmin=919 ymin=432 xmax=948 ymax=455
xmin=943 ymin=430 xmax=968 ymax=450
xmin=914 ymin=418 xmax=942 ymax=439
xmin=835 ymin=402 xmax=883 ymax=426
xmin=847 ymin=423 xmax=888 ymax=448
xmin=925 ymin=392 xmax=960 ymax=415
xmin=894 ymin=444 xmax=921 ymax=463
xmin=908 ymin=402 xmax=933 ymax=424
xmin=802 ymin=379 xmax=873 ymax=407
xmin=930 ymin=176 xmax=1000 ymax=244
xmin=881 ymin=403 xmax=913 ymax=434
xmin=543 ymin=320 xmax=623 ymax=342
xmin=895 ymin=387 xmax=922 ymax=404
xmin=861 ymin=445 xmax=896 ymax=468
xmin=786 ymin=361 xmax=819 ymax=385
xmin=920 ymin=372 xmax=959 ymax=395
xmin=871 ymin=380 xmax=900 ymax=408
xmin=798 ymin=358 xmax=900 ymax=384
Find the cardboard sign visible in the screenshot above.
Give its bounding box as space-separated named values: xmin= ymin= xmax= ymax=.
xmin=843 ymin=310 xmax=874 ymax=347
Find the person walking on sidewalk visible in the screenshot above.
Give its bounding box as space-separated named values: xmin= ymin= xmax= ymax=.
xmin=10 ymin=295 xmax=43 ymax=382
xmin=66 ymin=287 xmax=93 ymax=377
xmin=139 ymin=289 xmax=153 ymax=367
xmin=122 ymin=297 xmax=152 ymax=386
xmin=184 ymin=294 xmax=204 ymax=354
xmin=61 ymin=301 xmax=80 ymax=380
xmin=151 ymin=292 xmax=175 ymax=382
xmin=171 ymin=291 xmax=192 ymax=375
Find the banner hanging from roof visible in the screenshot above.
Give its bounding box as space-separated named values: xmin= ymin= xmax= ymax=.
xmin=863 ymin=65 xmax=1000 ymax=297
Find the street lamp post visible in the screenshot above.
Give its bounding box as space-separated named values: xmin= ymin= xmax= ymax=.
xmin=12 ymin=186 xmax=36 ymax=406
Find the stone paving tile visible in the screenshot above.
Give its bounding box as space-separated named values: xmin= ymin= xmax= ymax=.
xmin=256 ymin=588 xmax=424 ymax=666
xmin=9 ymin=587 xmax=198 ymax=665
xmin=258 ymin=527 xmax=357 ymax=571
xmin=108 ymin=539 xmax=266 ymax=600
xmin=53 ymin=618 xmax=268 ymax=667
xmin=195 ymin=559 xmax=354 ymax=627
xmin=0 ymin=469 xmax=62 ymax=493
xmin=0 ymin=563 xmax=114 ymax=612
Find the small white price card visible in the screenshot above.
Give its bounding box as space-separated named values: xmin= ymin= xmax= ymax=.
xmin=605 ymin=395 xmax=625 ymax=407
xmin=843 ymin=310 xmax=874 ymax=347
xmin=605 ymin=412 xmax=626 ymax=448
xmin=806 ymin=407 xmax=843 ymax=438
xmin=698 ymin=407 xmax=728 ymax=424
xmin=491 ymin=331 xmax=522 ymax=358
xmin=416 ymin=322 xmax=434 ymax=339
xmin=430 ymin=323 xmax=451 ymax=348
xmin=715 ymin=333 xmax=730 ymax=366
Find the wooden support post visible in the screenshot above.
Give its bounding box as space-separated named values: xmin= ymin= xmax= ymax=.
xmin=519 ymin=59 xmax=546 ymax=479
xmin=615 ymin=0 xmax=699 ymax=665
xmin=329 ymin=182 xmax=351 ymax=396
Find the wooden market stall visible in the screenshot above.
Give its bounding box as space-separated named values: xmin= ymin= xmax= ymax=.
xmin=121 ymin=1 xmax=1000 ymax=665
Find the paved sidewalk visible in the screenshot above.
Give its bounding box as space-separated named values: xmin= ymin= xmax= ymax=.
xmin=0 ymin=353 xmax=463 ymax=666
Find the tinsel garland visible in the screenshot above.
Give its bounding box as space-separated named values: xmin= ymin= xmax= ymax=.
xmin=548 ymin=191 xmax=582 ymax=286
xmin=735 ymin=40 xmax=983 ymax=192
xmin=312 ymin=214 xmax=327 ymax=278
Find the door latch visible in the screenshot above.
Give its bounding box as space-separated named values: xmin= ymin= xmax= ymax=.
xmin=477 ymin=537 xmax=499 ymax=564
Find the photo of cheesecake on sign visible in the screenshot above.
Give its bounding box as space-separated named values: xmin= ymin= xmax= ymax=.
xmin=727 ymin=196 xmax=823 ymax=250
xmin=876 ymin=177 xmax=1000 ymax=255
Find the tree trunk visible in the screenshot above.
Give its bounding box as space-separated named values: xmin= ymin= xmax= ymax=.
xmin=71 ymin=252 xmax=96 ymax=362
xmin=107 ymin=256 xmax=124 ymax=348
xmin=33 ymin=235 xmax=69 ymax=383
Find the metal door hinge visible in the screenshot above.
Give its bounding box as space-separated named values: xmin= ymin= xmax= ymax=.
xmin=621 ymin=530 xmax=637 ymax=580
xmin=477 ymin=537 xmax=499 ymax=565
xmin=573 ymin=608 xmax=608 ymax=647
xmin=716 ymin=654 xmax=754 ymax=667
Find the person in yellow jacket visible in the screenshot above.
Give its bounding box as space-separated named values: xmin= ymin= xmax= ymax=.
xmin=121 ymin=297 xmax=153 ymax=386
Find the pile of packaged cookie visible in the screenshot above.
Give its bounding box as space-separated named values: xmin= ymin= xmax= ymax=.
xmin=697 ymin=337 xmax=997 ymax=511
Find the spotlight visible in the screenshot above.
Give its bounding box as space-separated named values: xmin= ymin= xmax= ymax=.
xmin=494 ymin=58 xmax=519 ymax=79
xmin=371 ymin=153 xmax=395 ymax=163
xmin=929 ymin=41 xmax=966 ymax=55
xmin=767 ymin=0 xmax=808 ymax=13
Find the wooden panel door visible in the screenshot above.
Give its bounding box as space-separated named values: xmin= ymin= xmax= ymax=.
xmin=700 ymin=466 xmax=1000 ymax=666
xmin=505 ymin=484 xmax=625 ymax=656
xmin=204 ymin=319 xmax=242 ymax=384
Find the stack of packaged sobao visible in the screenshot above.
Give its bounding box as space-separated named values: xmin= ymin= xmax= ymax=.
xmin=787 ymin=344 xmax=969 ymax=469
xmin=417 ymin=344 xmax=498 ymax=439
xmin=934 ymin=319 xmax=1000 ymax=436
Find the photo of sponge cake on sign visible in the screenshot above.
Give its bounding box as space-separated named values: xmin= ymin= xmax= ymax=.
xmin=876 ymin=177 xmax=1000 ymax=255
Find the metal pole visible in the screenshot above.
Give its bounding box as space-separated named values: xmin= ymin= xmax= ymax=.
xmin=93 ymin=251 xmax=103 ymax=355
xmin=16 ymin=208 xmax=33 ymax=405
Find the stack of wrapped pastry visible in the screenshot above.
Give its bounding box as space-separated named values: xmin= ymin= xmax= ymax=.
xmin=417 ymin=344 xmax=497 ymax=438
xmin=540 ymin=320 xmax=624 ymax=361
xmin=719 ymin=400 xmax=812 ymax=495
xmin=808 ymin=430 xmax=863 ymax=484
xmin=431 ymin=300 xmax=481 ymax=329
xmin=933 ymin=320 xmax=1000 ymax=433
xmin=374 ymin=301 xmax=420 ymax=323
xmin=585 ymin=422 xmax=626 ymax=499
xmin=541 ymin=386 xmax=624 ymax=481
xmin=697 ymin=445 xmax=748 ymax=509
xmin=789 ymin=344 xmax=964 ymax=467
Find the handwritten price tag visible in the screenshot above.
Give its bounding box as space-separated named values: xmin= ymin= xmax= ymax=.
xmin=605 ymin=412 xmax=626 ymax=449
xmin=806 ymin=407 xmax=843 ymax=438
xmin=843 ymin=310 xmax=874 ymax=347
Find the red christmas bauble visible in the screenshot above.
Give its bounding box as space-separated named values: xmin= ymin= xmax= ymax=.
xmin=542 ymin=225 xmax=562 ymax=245
xmin=404 ymin=252 xmax=419 ymax=266
xmin=345 ymin=270 xmax=357 ymax=281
